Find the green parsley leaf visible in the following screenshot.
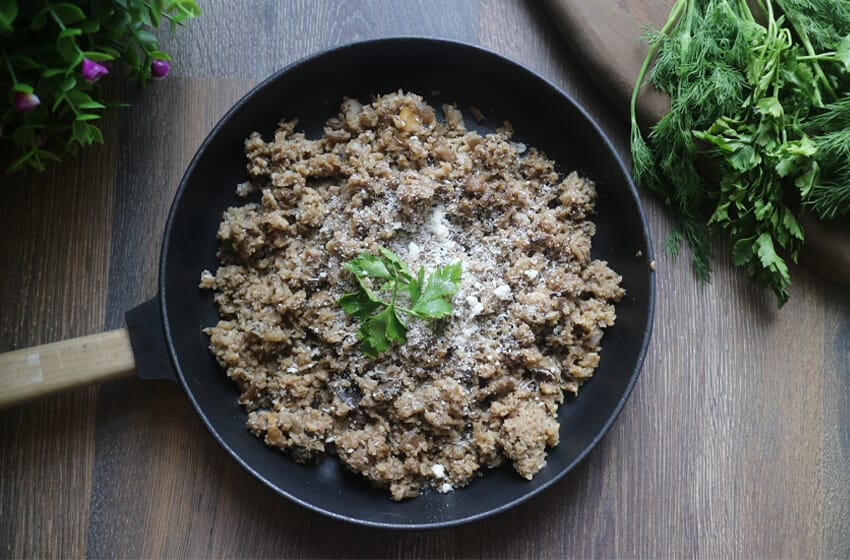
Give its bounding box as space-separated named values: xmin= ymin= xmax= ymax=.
xmin=378 ymin=247 xmax=414 ymax=281
xmin=410 ymin=261 xmax=462 ymax=318
xmin=338 ymin=248 xmax=462 ymax=357
xmin=344 ymin=254 xmax=393 ymax=280
xmin=338 ymin=291 xmax=382 ymax=319
xmin=358 ymin=307 xmax=407 ymax=358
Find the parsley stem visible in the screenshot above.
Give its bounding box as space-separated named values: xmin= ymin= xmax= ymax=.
xmin=394 ymin=305 xmax=419 ymax=317
xmin=390 ymin=271 xmax=399 ymax=307
xmin=370 ymin=297 xmax=418 ymax=319
xmin=797 ymin=53 xmax=836 ymax=61
xmin=778 ymin=0 xmax=836 ymax=102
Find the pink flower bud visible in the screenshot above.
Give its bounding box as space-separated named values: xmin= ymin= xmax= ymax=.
xmin=13 ymin=91 xmax=40 ymax=113
xmin=81 ymin=58 xmax=109 ymax=82
xmin=151 ymin=59 xmax=171 ymax=80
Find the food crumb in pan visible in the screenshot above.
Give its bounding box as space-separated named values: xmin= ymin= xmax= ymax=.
xmin=469 ymin=106 xmax=486 ymax=123
xmin=201 ymin=91 xmax=624 ymax=501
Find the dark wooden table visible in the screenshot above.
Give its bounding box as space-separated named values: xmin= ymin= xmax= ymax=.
xmin=2 ymin=1 xmax=848 ymax=557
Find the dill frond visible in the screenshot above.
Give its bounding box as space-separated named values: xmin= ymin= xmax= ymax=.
xmin=681 ymin=220 xmax=713 ymax=281
xmin=807 ymin=180 xmax=850 ymax=219
xmin=630 ymin=125 xmax=656 ymax=187
xmin=807 ymin=93 xmax=850 ymax=130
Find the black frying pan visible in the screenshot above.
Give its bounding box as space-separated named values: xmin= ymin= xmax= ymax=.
xmin=5 ymin=38 xmax=656 ymax=529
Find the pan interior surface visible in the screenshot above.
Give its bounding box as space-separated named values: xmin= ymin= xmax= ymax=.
xmin=161 ymin=38 xmax=654 ymax=529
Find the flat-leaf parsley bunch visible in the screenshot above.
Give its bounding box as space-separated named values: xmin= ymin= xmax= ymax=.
xmin=630 ymin=0 xmax=850 ymax=305
xmin=338 ymin=248 xmax=462 ymax=357
xmin=1 ymin=0 xmax=201 ymax=174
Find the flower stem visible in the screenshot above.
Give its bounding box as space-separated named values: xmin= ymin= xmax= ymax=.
xmin=47 ymin=6 xmax=66 ymax=31
xmin=145 ymin=2 xmax=176 ymax=23
xmin=3 ymin=49 xmax=17 ymax=83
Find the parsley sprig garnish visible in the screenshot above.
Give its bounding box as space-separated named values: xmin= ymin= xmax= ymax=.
xmin=338 ymin=248 xmax=462 ymax=357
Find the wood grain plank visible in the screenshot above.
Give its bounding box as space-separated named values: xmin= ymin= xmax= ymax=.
xmin=821 ymin=283 xmax=850 ymax=559
xmin=0 ymin=93 xmax=121 ymax=558
xmin=102 ymin=77 xmax=257 ymax=329
xmin=87 ymin=77 xmax=256 ymax=558
xmin=155 ymin=0 xmax=479 ymax=80
xmin=732 ymin=269 xmax=825 ymax=558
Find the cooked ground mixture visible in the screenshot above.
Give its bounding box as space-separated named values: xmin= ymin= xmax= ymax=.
xmin=200 ymin=91 xmax=624 ymax=500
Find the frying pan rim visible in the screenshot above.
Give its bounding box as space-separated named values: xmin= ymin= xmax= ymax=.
xmin=159 ymin=36 xmax=656 ymax=530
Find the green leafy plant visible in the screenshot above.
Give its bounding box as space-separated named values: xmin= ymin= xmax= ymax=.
xmin=338 ymin=248 xmax=462 ymax=358
xmin=630 ymin=0 xmax=850 ymax=305
xmin=1 ymin=0 xmax=201 ymax=174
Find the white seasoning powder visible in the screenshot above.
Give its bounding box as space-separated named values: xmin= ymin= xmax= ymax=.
xmin=429 ymin=206 xmax=451 ymax=245
xmin=493 ymin=284 xmax=512 ymax=300
xmin=408 ymin=241 xmax=421 ymax=262
xmin=466 ymin=295 xmax=484 ymax=318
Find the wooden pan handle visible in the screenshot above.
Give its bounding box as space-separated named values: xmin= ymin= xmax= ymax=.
xmin=0 ymin=329 xmax=136 ymax=409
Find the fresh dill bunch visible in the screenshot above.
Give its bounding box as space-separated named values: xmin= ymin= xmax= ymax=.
xmin=776 ymin=0 xmax=850 ymax=52
xmin=632 ymin=0 xmax=759 ymax=281
xmin=806 ymin=93 xmax=850 ymax=130
xmin=630 ymin=0 xmax=850 ymax=306
xmin=807 ymin=179 xmax=850 ymax=220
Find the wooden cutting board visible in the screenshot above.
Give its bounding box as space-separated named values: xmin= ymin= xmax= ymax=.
xmin=543 ymin=0 xmax=850 ymax=285
xmin=544 ymin=0 xmax=673 ymax=124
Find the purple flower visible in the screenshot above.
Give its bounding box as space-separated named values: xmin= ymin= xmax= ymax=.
xmin=13 ymin=91 xmax=40 ymax=113
xmin=81 ymin=58 xmax=109 ymax=82
xmin=151 ymin=59 xmax=171 ymax=80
